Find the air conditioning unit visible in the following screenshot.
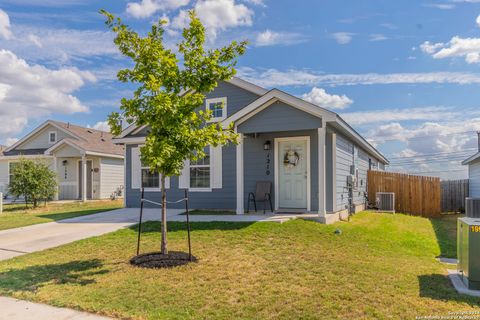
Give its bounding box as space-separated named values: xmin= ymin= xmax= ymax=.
xmin=376 ymin=192 xmax=395 ymax=213
xmin=466 ymin=198 xmax=480 ymax=218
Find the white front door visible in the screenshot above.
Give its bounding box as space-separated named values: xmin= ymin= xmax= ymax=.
xmin=276 ymin=137 xmax=309 ymax=210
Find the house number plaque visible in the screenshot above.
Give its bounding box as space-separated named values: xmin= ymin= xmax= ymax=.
xmin=266 ymin=152 xmax=271 ymax=175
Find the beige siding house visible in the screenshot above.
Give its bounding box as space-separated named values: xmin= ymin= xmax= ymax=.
xmin=0 ymin=120 xmax=125 ymax=201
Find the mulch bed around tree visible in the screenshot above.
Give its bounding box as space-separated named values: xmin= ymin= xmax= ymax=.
xmin=130 ymin=251 xmax=197 ymax=269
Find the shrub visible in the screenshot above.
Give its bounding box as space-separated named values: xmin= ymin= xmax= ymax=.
xmin=8 ymin=158 xmax=57 ymax=207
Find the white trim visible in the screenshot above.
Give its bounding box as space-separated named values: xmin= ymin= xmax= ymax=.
xmin=318 ymin=128 xmax=326 ymax=217
xmin=222 ymin=89 xmax=336 ymax=129
xmin=274 ymin=136 xmax=311 ymax=212
xmin=85 ymin=151 xmax=124 ymax=159
xmin=463 ymin=152 xmax=480 ymax=165
xmin=227 ymin=77 xmax=268 ymax=96
xmin=0 ymin=155 xmax=52 ymax=161
xmin=206 ymin=97 xmax=227 ymax=122
xmin=236 ymin=131 xmax=244 ymax=215
xmin=112 ymin=137 xmax=146 ymax=144
xmin=78 ymin=158 xmax=93 ymax=200
xmin=5 ymin=120 xmax=84 ymax=152
xmin=48 ymin=131 xmax=57 ymax=144
xmin=189 ymin=146 xmax=212 ymax=191
xmin=116 ymin=123 xmax=139 ymax=139
xmin=188 ymin=188 xmax=213 ymax=192
xmin=113 ymin=77 xmax=267 ymax=140
xmin=45 ymin=139 xmax=84 ymax=155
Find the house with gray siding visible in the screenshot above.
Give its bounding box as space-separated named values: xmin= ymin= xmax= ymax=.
xmin=0 ymin=120 xmax=125 ymax=201
xmin=114 ymin=77 xmax=389 ymax=223
xmin=463 ymin=132 xmax=480 ymax=198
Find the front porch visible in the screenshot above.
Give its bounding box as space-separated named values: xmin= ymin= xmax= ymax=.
xmin=230 ymin=98 xmax=343 ymax=222
xmin=46 ymin=142 xmax=101 ymax=201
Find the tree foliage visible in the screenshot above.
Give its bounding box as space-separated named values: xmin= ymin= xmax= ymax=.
xmin=8 ymin=159 xmax=57 ymax=208
xmin=101 ymin=9 xmax=247 ymax=254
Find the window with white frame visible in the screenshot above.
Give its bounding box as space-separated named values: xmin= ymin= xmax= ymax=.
xmin=206 ymin=97 xmax=227 ymax=122
xmin=49 ymin=131 xmax=57 ymax=144
xmin=9 ymin=162 xmax=19 ymax=184
xmin=190 ymin=147 xmax=210 ymax=189
xmin=141 ymin=160 xmax=159 ymax=189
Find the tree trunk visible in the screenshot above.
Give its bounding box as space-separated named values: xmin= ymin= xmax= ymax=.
xmin=161 ymin=174 xmax=168 ymax=255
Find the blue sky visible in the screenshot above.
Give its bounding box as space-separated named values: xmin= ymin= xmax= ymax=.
xmin=1 ymin=0 xmax=480 ymax=179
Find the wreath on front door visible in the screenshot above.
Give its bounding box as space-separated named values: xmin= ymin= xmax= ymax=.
xmin=283 ymin=150 xmax=300 ymax=168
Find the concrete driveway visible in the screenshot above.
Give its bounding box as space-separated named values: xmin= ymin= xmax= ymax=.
xmin=0 ymin=208 xmax=183 ymax=261
xmin=0 ymin=207 xmax=301 ymax=261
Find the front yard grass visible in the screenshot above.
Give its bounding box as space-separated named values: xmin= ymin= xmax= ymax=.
xmin=0 ymin=200 xmax=123 ymax=231
xmin=0 ymin=211 xmax=477 ymax=319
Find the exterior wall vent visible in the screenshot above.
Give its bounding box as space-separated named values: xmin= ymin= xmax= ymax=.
xmin=376 ymin=192 xmax=395 ymax=213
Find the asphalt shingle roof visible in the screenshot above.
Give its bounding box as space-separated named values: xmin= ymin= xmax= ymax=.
xmin=51 ymin=121 xmax=124 ymax=156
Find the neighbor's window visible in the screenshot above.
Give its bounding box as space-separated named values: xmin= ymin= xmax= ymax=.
xmin=190 ymin=147 xmax=210 ymax=189
xmin=9 ymin=162 xmax=18 ymax=183
xmin=49 ymin=131 xmax=57 ymax=144
xmin=141 ymin=161 xmax=159 ymax=189
xmin=206 ymin=97 xmax=227 ymax=122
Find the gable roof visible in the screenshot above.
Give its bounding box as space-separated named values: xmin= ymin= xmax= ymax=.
xmin=114 ymin=77 xmax=388 ymax=164
xmin=6 ymin=120 xmax=124 ymax=157
xmin=462 ymin=152 xmax=480 ymax=165
xmin=222 ymin=88 xmax=388 ymax=164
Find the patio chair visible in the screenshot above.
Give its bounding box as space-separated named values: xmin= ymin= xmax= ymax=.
xmin=247 ymin=181 xmax=273 ymax=214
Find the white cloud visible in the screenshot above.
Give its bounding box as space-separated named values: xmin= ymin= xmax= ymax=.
xmin=420 ymin=41 xmax=444 ymax=54
xmin=476 ymin=14 xmax=480 ymax=27
xmin=423 ymin=3 xmax=456 ymax=9
xmin=126 ymin=0 xmax=190 ymax=19
xmin=0 ymin=26 xmax=118 ymax=64
xmin=0 ymin=50 xmax=93 ymax=136
xmin=0 ymin=9 xmax=12 ymax=40
xmin=237 ymin=67 xmax=480 ymax=87
xmin=27 ymin=33 xmax=42 ymax=47
xmin=170 ymin=0 xmax=253 ymax=39
xmin=242 ymin=0 xmax=265 ymax=6
xmin=89 ymin=121 xmax=111 ymax=132
xmin=340 ymin=106 xmax=458 ymax=126
xmin=302 ymin=87 xmax=353 ymax=110
xmin=255 ymin=29 xmax=307 ymax=47
xmin=421 ymin=36 xmax=480 ymax=64
xmin=331 ymin=32 xmax=353 ymax=44
xmin=369 ymin=33 xmax=388 ymax=41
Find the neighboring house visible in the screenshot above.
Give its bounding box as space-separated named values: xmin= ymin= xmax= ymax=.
xmin=114 ymin=77 xmax=389 ymax=223
xmin=462 ymin=132 xmax=480 ymax=197
xmin=0 ymin=120 xmax=125 ymax=201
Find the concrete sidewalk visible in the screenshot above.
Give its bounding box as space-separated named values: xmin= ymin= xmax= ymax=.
xmin=0 ymin=296 xmax=112 ymax=320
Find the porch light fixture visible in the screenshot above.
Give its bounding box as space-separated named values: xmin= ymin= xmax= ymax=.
xmin=263 ymin=140 xmax=271 ymax=151
xmin=62 ymin=160 xmax=68 ymax=166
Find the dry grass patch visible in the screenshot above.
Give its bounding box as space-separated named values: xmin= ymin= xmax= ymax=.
xmin=0 ymin=212 xmax=478 ymax=319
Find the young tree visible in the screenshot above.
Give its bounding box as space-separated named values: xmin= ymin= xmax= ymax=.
xmin=9 ymin=158 xmax=57 ymax=208
xmin=102 ymin=10 xmax=247 ymax=255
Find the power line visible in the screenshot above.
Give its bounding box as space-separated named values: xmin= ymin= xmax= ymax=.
xmin=389 ymin=169 xmax=466 ymax=175
xmin=368 ymin=130 xmax=478 ymax=143
xmin=388 ymin=156 xmax=470 ymax=166
xmin=387 ymin=148 xmax=477 ymax=160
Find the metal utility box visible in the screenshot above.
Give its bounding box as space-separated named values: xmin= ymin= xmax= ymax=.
xmin=376 ymin=192 xmax=395 ymax=213
xmin=457 ymin=217 xmax=480 ymax=290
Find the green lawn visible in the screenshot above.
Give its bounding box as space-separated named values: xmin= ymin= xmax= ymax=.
xmin=0 ymin=200 xmax=123 ymax=231
xmin=0 ymin=212 xmax=478 ymax=319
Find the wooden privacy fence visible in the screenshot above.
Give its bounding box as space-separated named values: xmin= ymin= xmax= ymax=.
xmin=441 ymin=179 xmax=469 ymax=213
xmin=367 ymin=171 xmax=441 ymax=217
